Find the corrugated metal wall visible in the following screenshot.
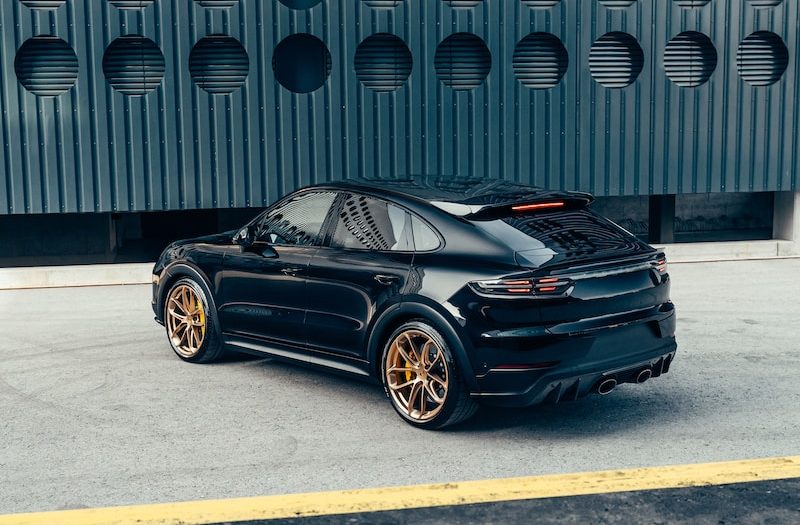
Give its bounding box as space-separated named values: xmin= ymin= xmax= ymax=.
xmin=0 ymin=0 xmax=797 ymax=215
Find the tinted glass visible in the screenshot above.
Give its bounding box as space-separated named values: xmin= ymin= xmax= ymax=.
xmin=331 ymin=194 xmax=413 ymax=251
xmin=257 ymin=191 xmax=336 ymax=246
xmin=411 ymin=215 xmax=441 ymax=251
xmin=473 ymin=209 xmax=646 ymax=265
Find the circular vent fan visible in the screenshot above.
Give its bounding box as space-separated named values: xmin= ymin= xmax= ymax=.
xmin=441 ymin=0 xmax=484 ymax=8
xmin=15 ymin=36 xmax=78 ymax=96
xmin=737 ymin=31 xmax=789 ymax=86
xmin=672 ymin=0 xmax=711 ymax=7
xmin=520 ymin=0 xmax=561 ymax=8
xmin=195 ymin=0 xmax=240 ymax=6
xmin=19 ymin=1 xmax=66 ymax=9
xmin=189 ymin=36 xmax=249 ymax=94
xmin=103 ymin=35 xmax=165 ymax=96
xmin=278 ymin=0 xmax=322 ymax=9
xmin=273 ymin=34 xmax=332 ymax=93
xmin=354 ymin=34 xmax=412 ymax=92
xmin=107 ymin=0 xmax=156 ymax=9
xmin=589 ymin=32 xmax=644 ymax=88
xmin=664 ymin=31 xmax=717 ymax=87
xmin=597 ymin=0 xmax=638 ymax=8
xmin=362 ymin=0 xmax=404 ymax=7
xmin=434 ymin=33 xmax=492 ymax=91
xmin=512 ymin=32 xmax=569 ymax=89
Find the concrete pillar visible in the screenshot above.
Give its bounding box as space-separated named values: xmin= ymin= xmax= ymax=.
xmin=649 ymin=195 xmax=676 ymax=244
xmin=774 ymin=191 xmax=800 ymax=255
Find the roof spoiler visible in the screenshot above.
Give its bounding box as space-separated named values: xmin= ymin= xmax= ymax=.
xmin=431 ymin=192 xmax=594 ymax=220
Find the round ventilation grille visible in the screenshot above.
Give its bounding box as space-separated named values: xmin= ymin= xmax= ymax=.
xmin=673 ymin=0 xmax=711 ymax=7
xmin=273 ymin=34 xmax=332 ymax=93
xmin=278 ymin=0 xmax=322 ymax=9
xmin=664 ymin=31 xmax=717 ymax=87
xmin=107 ymin=0 xmax=156 ymax=9
xmin=15 ymin=36 xmax=78 ymax=96
xmin=442 ymin=0 xmax=484 ymax=8
xmin=189 ymin=36 xmax=249 ymax=94
xmin=597 ymin=0 xmax=638 ymax=8
xmin=362 ymin=0 xmax=404 ymax=7
xmin=520 ymin=0 xmax=561 ymax=8
xmin=737 ymin=31 xmax=789 ymax=86
xmin=355 ymin=34 xmax=412 ymax=92
xmin=434 ymin=33 xmax=491 ymax=91
xmin=103 ymin=36 xmax=166 ymax=96
xmin=746 ymin=0 xmax=783 ymax=7
xmin=589 ymin=32 xmax=644 ymax=88
xmin=19 ymin=1 xmax=66 ymax=8
xmin=512 ymin=32 xmax=569 ymax=89
xmin=195 ymin=0 xmax=240 ymax=6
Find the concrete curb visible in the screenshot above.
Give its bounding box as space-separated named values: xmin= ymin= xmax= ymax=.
xmin=0 ymin=240 xmax=797 ymax=290
xmin=0 ymin=263 xmax=152 ymax=290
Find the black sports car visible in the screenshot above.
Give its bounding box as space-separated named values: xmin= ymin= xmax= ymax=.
xmin=152 ymin=176 xmax=676 ymax=429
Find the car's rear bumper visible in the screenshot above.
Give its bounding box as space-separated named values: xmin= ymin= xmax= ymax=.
xmin=468 ymin=304 xmax=677 ymax=407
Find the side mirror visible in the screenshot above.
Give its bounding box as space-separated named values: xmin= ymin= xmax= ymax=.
xmin=234 ymin=225 xmax=256 ymax=249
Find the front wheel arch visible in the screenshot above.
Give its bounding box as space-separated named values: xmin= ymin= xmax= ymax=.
xmin=157 ymin=262 xmax=219 ymax=329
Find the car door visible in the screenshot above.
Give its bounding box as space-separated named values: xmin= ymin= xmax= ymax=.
xmin=305 ymin=193 xmax=414 ymax=359
xmin=219 ymin=190 xmax=337 ymax=347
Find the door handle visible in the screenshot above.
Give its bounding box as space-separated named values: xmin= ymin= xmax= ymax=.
xmin=281 ymin=267 xmax=303 ymax=277
xmin=374 ymin=274 xmax=399 ymax=286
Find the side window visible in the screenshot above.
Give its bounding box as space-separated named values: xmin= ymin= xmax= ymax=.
xmin=411 ymin=215 xmax=441 ymax=251
xmin=331 ymin=194 xmax=413 ymax=251
xmin=257 ymin=191 xmax=336 ymax=246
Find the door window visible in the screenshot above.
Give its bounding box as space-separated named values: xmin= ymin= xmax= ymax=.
xmin=331 ymin=194 xmax=413 ymax=251
xmin=257 ymin=191 xmax=337 ymax=246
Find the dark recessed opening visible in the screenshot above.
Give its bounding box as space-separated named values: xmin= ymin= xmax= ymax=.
xmin=107 ymin=0 xmax=156 ymax=9
xmin=589 ymin=31 xmax=644 ymax=88
xmin=103 ymin=35 xmax=166 ymax=96
xmin=189 ymin=35 xmax=249 ymax=94
xmin=737 ymin=31 xmax=789 ymax=86
xmin=354 ymin=33 xmax=413 ymax=92
xmin=273 ymin=34 xmax=332 ymax=94
xmin=512 ymin=32 xmax=569 ymax=89
xmin=15 ymin=36 xmax=79 ymax=97
xmin=278 ymin=0 xmax=322 ymax=9
xmin=19 ymin=0 xmax=67 ymax=9
xmin=664 ymin=31 xmax=717 ymax=87
xmin=434 ymin=33 xmax=492 ymax=91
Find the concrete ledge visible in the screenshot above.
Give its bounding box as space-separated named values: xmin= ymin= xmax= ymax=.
xmin=655 ymin=240 xmax=799 ymax=263
xmin=0 ymin=263 xmax=152 ymax=290
xmin=0 ymin=240 xmax=797 ymax=290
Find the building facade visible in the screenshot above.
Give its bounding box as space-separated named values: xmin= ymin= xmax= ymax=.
xmin=0 ymin=0 xmax=797 ymax=218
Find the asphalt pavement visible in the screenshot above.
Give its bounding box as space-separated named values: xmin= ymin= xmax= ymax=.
xmin=0 ymin=258 xmax=799 ymax=514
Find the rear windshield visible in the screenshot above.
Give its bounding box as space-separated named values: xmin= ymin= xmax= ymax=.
xmin=472 ymin=209 xmax=649 ymax=267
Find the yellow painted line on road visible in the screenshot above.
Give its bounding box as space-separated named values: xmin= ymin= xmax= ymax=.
xmin=3 ymin=455 xmax=800 ymax=525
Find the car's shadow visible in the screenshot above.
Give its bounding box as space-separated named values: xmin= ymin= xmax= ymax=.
xmin=220 ymin=350 xmax=699 ymax=438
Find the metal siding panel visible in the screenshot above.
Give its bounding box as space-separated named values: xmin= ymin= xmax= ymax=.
xmin=1 ymin=0 xmax=799 ymax=215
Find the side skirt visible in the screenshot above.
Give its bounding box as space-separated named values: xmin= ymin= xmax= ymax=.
xmin=223 ymin=334 xmax=373 ymax=379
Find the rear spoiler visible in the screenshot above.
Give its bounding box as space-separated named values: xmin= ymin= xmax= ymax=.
xmin=431 ymin=192 xmax=594 ymax=220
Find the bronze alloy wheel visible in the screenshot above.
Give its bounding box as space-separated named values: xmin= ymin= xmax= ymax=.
xmin=385 ymin=329 xmax=450 ymax=422
xmin=165 ymin=283 xmax=207 ymax=358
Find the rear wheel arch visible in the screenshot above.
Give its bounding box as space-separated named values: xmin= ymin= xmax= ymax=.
xmin=368 ymin=301 xmax=478 ymax=391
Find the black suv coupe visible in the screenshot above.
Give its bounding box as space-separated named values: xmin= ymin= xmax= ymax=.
xmin=152 ymin=177 xmax=677 ymax=429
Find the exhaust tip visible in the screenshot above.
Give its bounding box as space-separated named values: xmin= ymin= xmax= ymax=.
xmin=597 ymin=377 xmax=617 ymax=396
xmin=636 ymin=368 xmax=653 ymax=384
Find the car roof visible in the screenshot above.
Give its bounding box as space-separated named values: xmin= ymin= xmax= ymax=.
xmin=311 ymin=175 xmax=592 ymax=211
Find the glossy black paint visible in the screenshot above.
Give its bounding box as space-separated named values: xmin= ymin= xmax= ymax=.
xmin=153 ymin=176 xmax=677 ymax=406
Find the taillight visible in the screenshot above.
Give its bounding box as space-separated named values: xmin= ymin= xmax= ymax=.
xmin=471 ymin=277 xmax=572 ymax=297
xmin=511 ymin=201 xmax=565 ymax=212
xmin=654 ymin=257 xmax=668 ymax=274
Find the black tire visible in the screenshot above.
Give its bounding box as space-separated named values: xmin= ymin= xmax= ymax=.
xmin=381 ymin=319 xmax=478 ymax=430
xmin=163 ymin=277 xmax=226 ymax=364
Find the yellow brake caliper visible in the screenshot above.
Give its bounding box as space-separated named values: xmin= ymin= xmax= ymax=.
xmin=196 ymin=296 xmax=206 ymax=337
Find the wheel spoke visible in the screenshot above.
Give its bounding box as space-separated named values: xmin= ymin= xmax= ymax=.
xmin=388 ymin=378 xmax=415 ymax=392
xmin=168 ymin=308 xmax=187 ymax=321
xmin=424 ymin=381 xmax=444 ymax=404
xmin=425 ymin=349 xmax=443 ymax=372
xmin=387 ymin=366 xmax=414 ymax=374
xmin=407 ymin=381 xmax=423 ymax=414
xmin=169 ymin=297 xmax=186 ymax=314
xmin=395 ymin=342 xmax=418 ymax=367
